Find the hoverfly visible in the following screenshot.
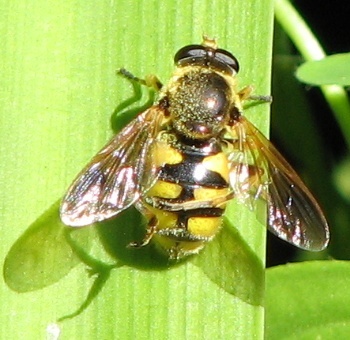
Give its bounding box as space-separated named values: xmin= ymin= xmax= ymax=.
xmin=60 ymin=37 xmax=329 ymax=259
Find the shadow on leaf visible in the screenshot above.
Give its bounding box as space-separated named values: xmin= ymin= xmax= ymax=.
xmin=3 ymin=200 xmax=93 ymax=293
xmin=193 ymin=217 xmax=264 ymax=307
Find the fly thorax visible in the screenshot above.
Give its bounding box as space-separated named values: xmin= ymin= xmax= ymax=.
xmin=168 ymin=70 xmax=232 ymax=140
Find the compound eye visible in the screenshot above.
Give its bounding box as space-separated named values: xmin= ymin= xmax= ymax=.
xmin=174 ymin=45 xmax=206 ymax=64
xmin=174 ymin=43 xmax=240 ymax=75
xmin=215 ymin=49 xmax=239 ymax=73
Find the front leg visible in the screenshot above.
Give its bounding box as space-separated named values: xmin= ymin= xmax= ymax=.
xmin=118 ymin=68 xmax=163 ymax=91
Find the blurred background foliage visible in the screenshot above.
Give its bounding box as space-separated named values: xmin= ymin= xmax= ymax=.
xmin=268 ymin=0 xmax=350 ymax=266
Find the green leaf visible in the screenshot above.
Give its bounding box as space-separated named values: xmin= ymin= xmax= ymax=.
xmin=296 ymin=53 xmax=350 ymax=86
xmin=333 ymin=156 xmax=350 ymax=203
xmin=1 ymin=1 xmax=273 ymax=339
xmin=266 ymin=261 xmax=350 ymax=339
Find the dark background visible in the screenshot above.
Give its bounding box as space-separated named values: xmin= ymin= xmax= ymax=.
xmin=267 ymin=1 xmax=350 ymax=266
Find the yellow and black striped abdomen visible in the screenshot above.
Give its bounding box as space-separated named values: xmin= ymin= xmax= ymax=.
xmin=142 ymin=135 xmax=230 ymax=258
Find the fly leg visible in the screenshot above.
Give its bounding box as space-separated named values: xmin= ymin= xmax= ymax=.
xmin=144 ymin=192 xmax=235 ymax=212
xmin=128 ymin=215 xmax=159 ymax=248
xmin=118 ymin=68 xmax=163 ymax=91
xmin=238 ymin=86 xmax=272 ymax=103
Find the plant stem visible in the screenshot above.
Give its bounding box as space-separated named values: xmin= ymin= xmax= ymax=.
xmin=274 ymin=0 xmax=350 ymax=149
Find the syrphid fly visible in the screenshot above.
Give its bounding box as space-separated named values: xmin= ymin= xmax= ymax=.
xmin=60 ymin=37 xmax=330 ymax=259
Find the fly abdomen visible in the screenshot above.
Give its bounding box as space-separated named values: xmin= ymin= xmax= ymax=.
xmin=140 ymin=135 xmax=231 ymax=258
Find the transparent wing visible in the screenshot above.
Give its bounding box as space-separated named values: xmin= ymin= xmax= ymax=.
xmin=60 ymin=106 xmax=165 ymax=227
xmin=228 ymin=116 xmax=330 ymax=250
